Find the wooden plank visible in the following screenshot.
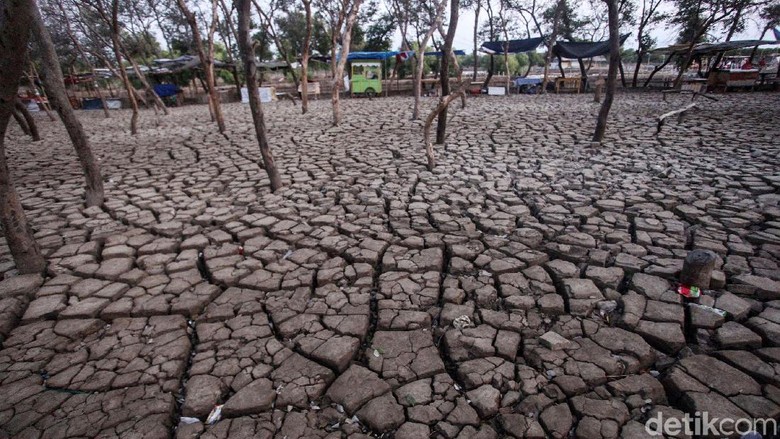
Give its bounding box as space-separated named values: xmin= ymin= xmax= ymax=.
xmin=656 ymin=103 xmax=697 ymax=135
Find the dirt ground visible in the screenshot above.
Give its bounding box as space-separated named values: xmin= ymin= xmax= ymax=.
xmin=0 ymin=92 xmax=779 ymax=438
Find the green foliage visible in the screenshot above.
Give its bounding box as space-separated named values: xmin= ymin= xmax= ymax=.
xmin=122 ymin=30 xmax=162 ymax=62
xmin=362 ymin=12 xmax=396 ymax=52
xmin=252 ymin=29 xmax=275 ymax=61
xmin=275 ymin=11 xmax=330 ymax=57
xmin=761 ymin=1 xmax=780 ymax=28
xmin=217 ymin=69 xmax=235 ymax=84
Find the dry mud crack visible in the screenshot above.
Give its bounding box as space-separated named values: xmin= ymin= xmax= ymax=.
xmin=0 ymin=93 xmax=779 ymax=438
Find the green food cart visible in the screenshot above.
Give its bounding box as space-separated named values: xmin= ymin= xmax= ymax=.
xmin=350 ymin=61 xmax=382 ymax=97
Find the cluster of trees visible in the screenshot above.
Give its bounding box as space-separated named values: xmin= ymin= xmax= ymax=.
xmin=33 ymin=0 xmax=780 ymax=116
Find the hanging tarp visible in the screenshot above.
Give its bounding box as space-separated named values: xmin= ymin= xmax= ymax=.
xmin=315 ymin=50 xmax=464 ymax=63
xmin=553 ymin=34 xmax=630 ymax=59
xmin=423 ymin=50 xmax=467 ymax=57
xmin=652 ymin=39 xmax=780 ymax=56
xmin=480 ymin=37 xmax=546 ymax=55
xmin=347 ymin=51 xmax=399 ymax=60
xmin=149 ymin=55 xmax=233 ymax=74
xmin=691 ymin=40 xmax=779 ymax=55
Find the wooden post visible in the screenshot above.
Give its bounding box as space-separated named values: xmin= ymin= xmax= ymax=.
xmin=680 ymin=249 xmax=717 ymax=288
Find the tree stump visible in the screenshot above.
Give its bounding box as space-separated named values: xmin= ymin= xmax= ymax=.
xmin=680 ymin=249 xmax=717 ymax=288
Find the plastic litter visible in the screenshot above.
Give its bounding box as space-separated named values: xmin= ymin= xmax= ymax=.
xmin=452 ymin=315 xmax=474 ymax=330
xmin=597 ymin=300 xmax=618 ymax=313
xmin=206 ymin=405 xmax=223 ymax=424
xmin=180 ymin=417 xmax=200 ymax=425
xmin=689 ymin=303 xmax=727 ymax=317
xmin=677 ymin=284 xmax=700 ymax=299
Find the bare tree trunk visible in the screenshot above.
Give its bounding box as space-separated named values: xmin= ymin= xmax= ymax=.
xmin=749 ymin=26 xmax=769 ymax=62
xmin=14 ymin=99 xmax=40 ymax=140
xmin=57 ymin=0 xmax=111 ymax=118
xmin=330 ymin=0 xmax=363 ymax=126
xmin=541 ymin=0 xmax=563 ymax=94
xmin=123 ymin=53 xmax=169 ymax=115
xmin=592 ymin=0 xmax=620 ymax=143
xmin=578 ymin=58 xmax=588 ymax=89
xmin=301 ymin=0 xmax=313 ymax=114
xmin=30 ymin=0 xmax=105 ymax=207
xmin=484 ymin=55 xmax=495 ymax=88
xmin=176 ymin=0 xmax=226 ymax=133
xmin=107 ymin=0 xmax=140 ymax=134
xmin=424 ymin=89 xmax=466 ymax=170
xmin=644 ymin=52 xmax=673 ymax=87
xmin=558 ymin=55 xmax=565 ymax=77
xmin=252 ymin=0 xmax=300 ymax=88
xmin=632 ymin=48 xmax=644 ymax=88
xmin=473 ymin=0 xmax=480 ymax=81
xmin=26 ymin=66 xmax=57 ymax=121
xmin=92 ymin=76 xmax=111 ymax=118
xmin=413 ymin=0 xmax=447 ymax=120
xmin=632 ymin=22 xmax=647 ymax=88
xmin=499 ymin=1 xmax=510 ymax=93
xmin=237 ymin=0 xmax=282 ymax=191
xmin=11 ymin=107 xmax=31 ymax=137
xmin=711 ymin=10 xmax=743 ymax=70
xmin=216 ymin=0 xmax=242 ymax=98
xmin=0 ymin=0 xmax=46 ymax=274
xmin=435 ymin=0 xmax=459 ymax=145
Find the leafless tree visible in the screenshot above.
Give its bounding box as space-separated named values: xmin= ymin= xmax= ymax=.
xmin=0 ymin=0 xmax=46 ymax=273
xmin=434 ymin=0 xmax=459 ymax=145
xmin=631 ymin=0 xmax=666 ymax=86
xmin=472 ymin=0 xmax=482 ymax=80
xmin=317 ymin=0 xmax=364 ymax=126
xmin=176 ymin=0 xmax=227 ymax=132
xmin=53 ymin=0 xmax=112 ymax=117
xmin=498 ymin=0 xmax=514 ymax=92
xmin=237 ymin=0 xmax=284 ymax=190
xmin=30 ymin=0 xmax=106 ymax=207
xmin=541 ymin=0 xmax=563 ymax=92
xmin=13 ymin=100 xmax=41 ymax=141
xmin=75 ymin=0 xmax=142 ymax=133
xmin=412 ymin=0 xmax=447 ymax=120
xmin=253 ymin=0 xmax=301 ymax=87
xmin=670 ymin=0 xmax=741 ymax=87
xmin=593 ymin=0 xmax=620 ymax=142
xmin=301 ymin=0 xmax=314 ymax=114
xmin=216 ymin=0 xmax=243 ymax=97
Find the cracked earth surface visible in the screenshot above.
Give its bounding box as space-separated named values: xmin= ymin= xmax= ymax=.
xmin=0 ymin=93 xmax=779 ymax=438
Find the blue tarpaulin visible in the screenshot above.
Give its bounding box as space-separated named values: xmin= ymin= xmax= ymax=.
xmin=81 ymin=98 xmax=103 ymax=110
xmin=480 ymin=37 xmax=546 ymax=54
xmin=315 ymin=50 xmax=466 ymax=63
xmin=347 ymin=51 xmax=399 ymax=60
xmin=423 ymin=50 xmax=466 ymax=57
xmin=153 ymin=84 xmax=180 ymax=98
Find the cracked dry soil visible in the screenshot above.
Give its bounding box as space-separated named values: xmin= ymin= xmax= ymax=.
xmin=0 ymin=92 xmax=779 ymax=439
